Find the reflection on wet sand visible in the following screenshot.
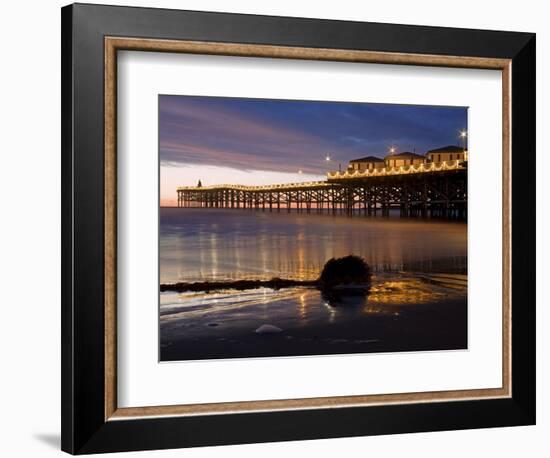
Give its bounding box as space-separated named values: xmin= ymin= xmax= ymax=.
xmin=160 ymin=272 xmax=467 ymax=361
xmin=161 ymin=273 xmax=466 ymax=320
xmin=368 ymin=273 xmax=467 ymax=305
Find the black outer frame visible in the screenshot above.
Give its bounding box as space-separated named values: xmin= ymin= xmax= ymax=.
xmin=61 ymin=3 xmax=536 ymax=454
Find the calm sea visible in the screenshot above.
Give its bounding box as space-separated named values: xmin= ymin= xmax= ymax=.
xmin=159 ymin=207 xmax=467 ymax=284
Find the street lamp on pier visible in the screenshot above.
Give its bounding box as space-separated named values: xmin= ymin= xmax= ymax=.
xmin=325 ymin=154 xmax=333 ymax=174
xmin=459 ymin=130 xmax=468 ymax=160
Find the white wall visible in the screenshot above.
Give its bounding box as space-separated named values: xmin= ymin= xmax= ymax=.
xmin=0 ymin=0 xmax=545 ymax=456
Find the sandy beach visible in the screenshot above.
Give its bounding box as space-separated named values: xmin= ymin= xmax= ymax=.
xmin=160 ymin=272 xmax=467 ymax=361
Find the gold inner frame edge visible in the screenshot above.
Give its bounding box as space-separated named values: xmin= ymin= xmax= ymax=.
xmin=104 ymin=37 xmax=512 ymax=421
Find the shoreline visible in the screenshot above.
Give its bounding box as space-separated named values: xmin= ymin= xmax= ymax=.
xmin=160 ymin=278 xmax=319 ymax=293
xmin=160 ymin=270 xmax=467 ymax=294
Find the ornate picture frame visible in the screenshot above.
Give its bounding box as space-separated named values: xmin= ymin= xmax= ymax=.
xmin=61 ymin=3 xmax=535 ymax=454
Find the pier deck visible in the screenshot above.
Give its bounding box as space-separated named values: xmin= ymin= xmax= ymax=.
xmin=177 ymin=161 xmax=467 ymax=219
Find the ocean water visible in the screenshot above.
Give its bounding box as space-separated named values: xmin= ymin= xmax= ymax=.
xmin=160 ymin=208 xmax=467 ymax=284
xmin=159 ymin=208 xmax=468 ymax=361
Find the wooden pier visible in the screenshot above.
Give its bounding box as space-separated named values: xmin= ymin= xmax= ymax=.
xmin=177 ymin=161 xmax=467 ymax=219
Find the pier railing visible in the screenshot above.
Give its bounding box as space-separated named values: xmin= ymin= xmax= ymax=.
xmin=177 ymin=181 xmax=332 ymax=192
xmin=327 ymin=159 xmax=465 ymax=180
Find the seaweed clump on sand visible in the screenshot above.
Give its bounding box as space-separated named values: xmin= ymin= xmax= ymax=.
xmin=160 ymin=256 xmax=371 ymax=299
xmin=319 ymin=255 xmax=372 ymax=306
xmin=319 ymin=255 xmax=371 ymax=289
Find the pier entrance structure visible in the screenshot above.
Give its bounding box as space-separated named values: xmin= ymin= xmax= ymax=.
xmin=177 ymin=160 xmax=467 ymax=219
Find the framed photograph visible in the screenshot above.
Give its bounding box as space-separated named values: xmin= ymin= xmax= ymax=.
xmin=61 ymin=3 xmax=536 ymax=454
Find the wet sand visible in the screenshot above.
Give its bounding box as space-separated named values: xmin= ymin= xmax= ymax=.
xmin=160 ymin=273 xmax=467 ymax=361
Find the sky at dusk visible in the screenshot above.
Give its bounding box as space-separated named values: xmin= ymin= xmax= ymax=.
xmin=160 ymin=95 xmax=467 ymax=206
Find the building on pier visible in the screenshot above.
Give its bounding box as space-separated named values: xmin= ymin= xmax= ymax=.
xmin=345 ymin=145 xmax=468 ymax=172
xmin=384 ymin=151 xmax=426 ymax=168
xmin=425 ymin=145 xmax=467 ymax=163
xmin=348 ymin=156 xmax=385 ymax=172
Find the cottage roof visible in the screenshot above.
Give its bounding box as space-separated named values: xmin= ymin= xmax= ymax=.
xmin=349 ymin=155 xmax=385 ymax=163
xmin=425 ymin=145 xmax=464 ymax=155
xmin=384 ymin=151 xmax=425 ymax=160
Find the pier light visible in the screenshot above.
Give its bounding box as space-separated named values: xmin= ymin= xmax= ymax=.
xmin=298 ymin=169 xmax=303 ymax=174
xmin=389 ymin=145 xmax=397 ymax=155
xmin=325 ymin=155 xmax=331 ymax=162
xmin=459 ymin=129 xmax=468 ymax=156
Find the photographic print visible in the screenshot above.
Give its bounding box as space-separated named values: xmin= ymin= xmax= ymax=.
xmin=159 ymin=95 xmax=468 ymax=362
